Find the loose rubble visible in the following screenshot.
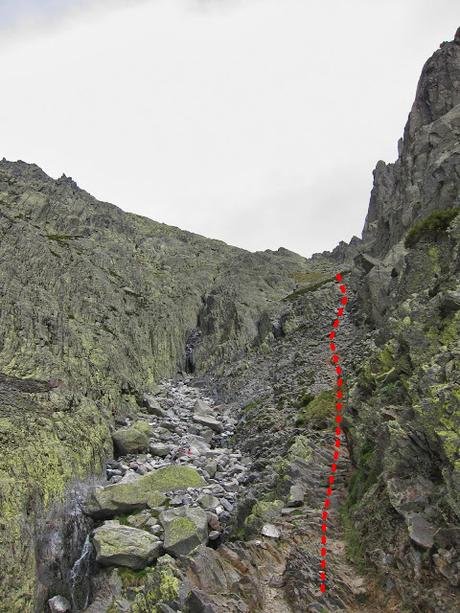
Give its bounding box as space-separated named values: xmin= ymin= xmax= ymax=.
xmin=84 ymin=379 xmax=254 ymax=602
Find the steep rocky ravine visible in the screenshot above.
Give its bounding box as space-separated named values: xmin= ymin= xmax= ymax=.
xmin=0 ymin=27 xmax=460 ymax=613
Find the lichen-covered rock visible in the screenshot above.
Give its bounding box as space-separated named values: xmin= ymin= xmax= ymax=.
xmin=112 ymin=421 xmax=152 ymax=455
xmin=93 ymin=521 xmax=162 ymax=569
xmin=86 ymin=466 xmax=204 ymax=518
xmin=0 ymin=376 xmax=112 ymax=613
xmin=115 ymin=555 xmax=180 ymax=613
xmin=160 ymin=506 xmax=208 ymax=556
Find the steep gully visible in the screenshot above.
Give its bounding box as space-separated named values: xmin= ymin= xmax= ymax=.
xmin=47 ymin=276 xmax=392 ymax=613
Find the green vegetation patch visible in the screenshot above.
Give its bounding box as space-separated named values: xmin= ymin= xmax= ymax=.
xmin=112 ymin=557 xmax=180 ymax=613
xmin=348 ymin=445 xmax=379 ymax=507
xmin=118 ymin=567 xmax=149 ymax=589
xmin=244 ymin=499 xmax=284 ymax=535
xmin=404 ymin=207 xmax=460 ymax=249
xmin=283 ymin=270 xmax=351 ymax=302
xmin=240 ymin=400 xmax=259 ymax=415
xmin=283 ymin=276 xmax=337 ymax=302
xmin=296 ymin=391 xmax=315 ymax=409
xmin=289 ymin=271 xmax=327 ymax=284
xmin=295 ymin=389 xmax=335 ymax=429
xmin=340 ymin=506 xmax=367 ymax=572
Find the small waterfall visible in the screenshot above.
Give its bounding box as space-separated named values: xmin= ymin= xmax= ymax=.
xmin=70 ymin=535 xmax=94 ymax=611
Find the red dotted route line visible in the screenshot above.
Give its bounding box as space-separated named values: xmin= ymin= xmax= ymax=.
xmin=319 ymin=272 xmax=348 ymax=594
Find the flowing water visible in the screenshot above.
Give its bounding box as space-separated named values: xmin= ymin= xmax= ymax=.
xmin=70 ymin=535 xmax=95 ymax=611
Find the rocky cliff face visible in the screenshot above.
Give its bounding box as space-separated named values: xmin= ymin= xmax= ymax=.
xmin=0 ymin=28 xmax=460 ymax=613
xmin=362 ymin=29 xmax=460 ymax=258
xmin=344 ymin=28 xmax=460 ymax=611
xmin=0 ymin=159 xmax=318 ymax=611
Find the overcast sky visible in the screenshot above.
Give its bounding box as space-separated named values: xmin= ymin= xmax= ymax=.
xmin=1 ymin=1 xmax=458 ymax=256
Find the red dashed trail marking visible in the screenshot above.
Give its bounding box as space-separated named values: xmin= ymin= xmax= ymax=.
xmin=319 ymin=272 xmax=348 ymax=594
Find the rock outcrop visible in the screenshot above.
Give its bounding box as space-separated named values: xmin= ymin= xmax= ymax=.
xmin=362 ymin=33 xmax=460 ymax=257
xmin=340 ymin=28 xmax=460 ymax=612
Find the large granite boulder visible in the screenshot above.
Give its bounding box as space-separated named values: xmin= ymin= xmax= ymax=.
xmin=141 ymin=393 xmax=166 ymax=417
xmin=86 ymin=465 xmax=205 ymax=518
xmin=159 ymin=506 xmax=208 ymax=556
xmin=93 ymin=521 xmax=162 ymax=569
xmin=192 ymin=414 xmax=223 ymax=433
xmin=112 ymin=420 xmax=152 ymax=455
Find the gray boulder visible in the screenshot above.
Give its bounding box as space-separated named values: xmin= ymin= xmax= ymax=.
xmin=287 ymin=484 xmax=305 ymax=507
xmin=187 ymin=435 xmax=211 ymax=455
xmin=197 ymin=494 xmax=220 ymax=511
xmin=149 ymin=442 xmax=171 ymax=457
xmin=194 ymin=399 xmax=214 ymax=417
xmin=48 ymin=595 xmax=71 ymax=613
xmin=112 ymin=421 xmax=152 ymax=455
xmin=86 ymin=465 xmax=204 ymax=518
xmin=159 ymin=506 xmax=208 ymax=556
xmin=93 ymin=520 xmax=162 ymax=569
xmin=141 ymin=393 xmax=166 ymax=417
xmin=192 ymin=414 xmax=223 ymax=434
xmin=406 ymin=513 xmax=436 ymax=549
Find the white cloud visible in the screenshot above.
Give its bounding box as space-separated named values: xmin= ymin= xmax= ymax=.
xmin=1 ymin=0 xmax=458 ymax=256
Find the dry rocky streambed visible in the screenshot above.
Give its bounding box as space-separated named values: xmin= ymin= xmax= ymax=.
xmin=47 ymin=376 xmax=376 ymax=613
xmin=48 ymin=381 xmax=292 ymax=612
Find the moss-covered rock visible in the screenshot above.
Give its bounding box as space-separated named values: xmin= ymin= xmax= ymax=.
xmin=295 ymin=389 xmax=335 ymax=429
xmin=112 ymin=421 xmax=152 ymax=455
xmin=129 ymin=555 xmax=180 ymax=613
xmin=86 ymin=466 xmax=204 ymax=519
xmin=0 ymin=378 xmax=112 ymax=613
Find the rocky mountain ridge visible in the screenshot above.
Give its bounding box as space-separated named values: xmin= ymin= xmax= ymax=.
xmin=0 ymin=27 xmax=459 ymax=613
